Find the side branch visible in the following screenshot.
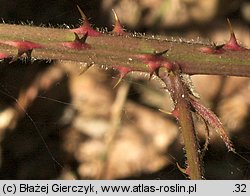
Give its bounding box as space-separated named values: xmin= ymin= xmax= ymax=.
xmin=160 ymin=68 xmax=202 ymax=180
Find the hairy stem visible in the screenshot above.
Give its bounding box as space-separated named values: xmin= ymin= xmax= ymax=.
xmin=160 ymin=69 xmax=202 ymax=179
xmin=0 ymin=24 xmax=250 ymax=77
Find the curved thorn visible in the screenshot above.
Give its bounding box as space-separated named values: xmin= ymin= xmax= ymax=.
xmin=176 ymin=162 xmax=189 ymax=175
xmin=74 ymin=32 xmax=88 ymax=43
xmin=111 ymin=9 xmax=126 ymax=35
xmin=113 ymin=77 xmax=123 ymax=89
xmin=226 ymin=18 xmax=237 ymax=45
xmin=79 ymin=64 xmax=92 ymax=75
xmin=215 ymin=44 xmax=224 ymax=50
xmin=77 ymin=5 xmax=89 ymax=25
xmin=74 ymin=32 xmax=80 ymax=41
xmin=158 ymin=109 xmax=173 ymax=116
xmin=112 ymin=9 xmax=119 ymax=23
xmin=155 ymin=49 xmax=169 ymax=56
xmin=63 ymin=32 xmax=91 ymax=50
xmin=82 ymin=32 xmax=88 ymax=43
xmin=72 ymin=5 xmax=101 ymax=36
xmin=227 ymin=18 xmax=234 ymax=36
xmin=223 ymin=18 xmax=246 ymax=51
xmin=158 ymin=108 xmax=179 ymax=119
xmin=112 ymin=66 xmax=132 ymax=88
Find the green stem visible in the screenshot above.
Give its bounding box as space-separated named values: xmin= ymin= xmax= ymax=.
xmin=0 ymin=24 xmax=250 ymax=77
xmin=160 ymin=70 xmax=202 ymax=180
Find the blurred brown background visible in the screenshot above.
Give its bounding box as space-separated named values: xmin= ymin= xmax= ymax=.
xmin=0 ymin=0 xmax=249 ymax=179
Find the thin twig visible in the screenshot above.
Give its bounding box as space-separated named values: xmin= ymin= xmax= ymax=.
xmin=98 ymin=82 xmax=130 ymax=179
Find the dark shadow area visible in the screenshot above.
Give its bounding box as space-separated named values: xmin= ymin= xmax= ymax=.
xmin=0 ymin=60 xmax=72 ymax=179
xmin=0 ymin=0 xmax=103 ymax=27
